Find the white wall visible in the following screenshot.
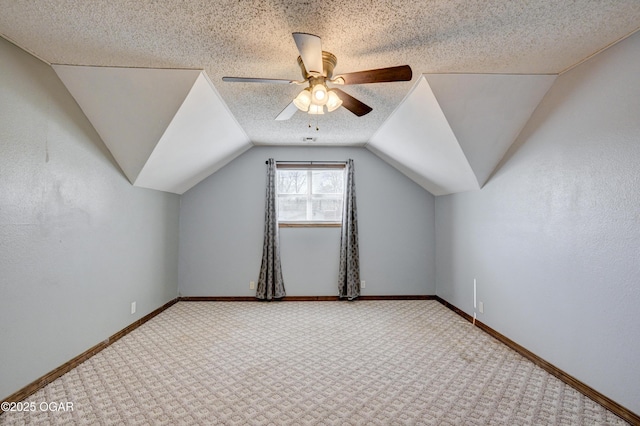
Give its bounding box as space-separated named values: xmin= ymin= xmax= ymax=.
xmin=0 ymin=38 xmax=180 ymax=399
xmin=179 ymin=146 xmax=435 ymax=297
xmin=435 ymin=31 xmax=640 ymax=414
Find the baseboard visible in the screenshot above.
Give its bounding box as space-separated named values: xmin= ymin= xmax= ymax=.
xmin=179 ymin=295 xmax=437 ymax=302
xmin=180 ymin=296 xmax=260 ymax=301
xmin=360 ymin=295 xmax=436 ymax=300
xmin=1 ymin=297 xmax=179 ymax=408
xmin=435 ymin=296 xmax=640 ymax=425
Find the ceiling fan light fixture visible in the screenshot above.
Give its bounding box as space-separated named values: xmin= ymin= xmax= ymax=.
xmin=326 ymin=90 xmax=343 ymax=112
xmin=311 ymin=83 xmax=328 ymax=105
xmin=293 ymin=88 xmax=312 ymax=111
xmin=308 ymin=104 xmax=324 ymax=115
xmin=223 ymin=33 xmax=410 ymax=120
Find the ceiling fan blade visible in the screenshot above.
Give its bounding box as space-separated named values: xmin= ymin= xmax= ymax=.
xmin=337 ymin=65 xmax=412 ymax=85
xmin=275 ymin=101 xmax=298 ymax=121
xmin=222 ymin=77 xmax=295 ymax=84
xmin=331 ymin=88 xmax=372 ymax=117
xmin=292 ymin=32 xmax=323 ymax=75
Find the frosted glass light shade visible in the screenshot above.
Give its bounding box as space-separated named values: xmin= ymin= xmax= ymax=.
xmin=293 ymin=89 xmax=311 ymax=111
xmin=311 ymin=84 xmax=328 ymax=106
xmin=326 ymin=90 xmax=343 ymax=112
xmin=308 ymin=104 xmax=324 ymax=115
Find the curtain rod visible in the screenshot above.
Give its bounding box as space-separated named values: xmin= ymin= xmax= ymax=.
xmin=265 ymin=160 xmax=348 ymax=164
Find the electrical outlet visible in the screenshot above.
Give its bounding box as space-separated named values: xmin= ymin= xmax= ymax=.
xmin=249 ymin=281 xmax=255 ymax=290
xmin=361 ymin=280 xmax=366 ymax=288
xmin=479 ymin=301 xmax=484 ymax=314
xmin=131 ymin=301 xmax=136 ymax=315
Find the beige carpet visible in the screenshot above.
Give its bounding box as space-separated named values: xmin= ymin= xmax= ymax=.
xmin=0 ymin=301 xmax=628 ymax=425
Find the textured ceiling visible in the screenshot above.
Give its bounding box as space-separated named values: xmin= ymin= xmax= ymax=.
xmin=1 ymin=0 xmax=639 ymax=146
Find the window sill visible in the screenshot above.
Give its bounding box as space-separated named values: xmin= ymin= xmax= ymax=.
xmin=279 ymin=222 xmax=342 ymax=228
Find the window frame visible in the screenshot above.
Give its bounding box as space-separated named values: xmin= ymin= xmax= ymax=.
xmin=276 ymin=162 xmax=346 ymax=228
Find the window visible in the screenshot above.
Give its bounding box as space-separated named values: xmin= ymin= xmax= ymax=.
xmin=276 ymin=163 xmax=345 ymax=227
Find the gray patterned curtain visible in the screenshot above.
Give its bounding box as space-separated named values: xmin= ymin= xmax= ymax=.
xmin=338 ymin=159 xmax=360 ymax=300
xmin=256 ymin=158 xmax=286 ymax=300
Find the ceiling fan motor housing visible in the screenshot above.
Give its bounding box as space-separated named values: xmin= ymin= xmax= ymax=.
xmin=297 ymin=51 xmax=337 ymax=80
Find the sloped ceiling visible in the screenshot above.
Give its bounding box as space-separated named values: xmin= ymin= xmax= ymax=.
xmin=53 ymin=66 xmax=250 ymax=194
xmin=1 ymin=1 xmax=638 ymax=194
xmin=369 ymin=74 xmax=557 ymax=195
xmin=53 ymin=65 xmax=251 ymax=194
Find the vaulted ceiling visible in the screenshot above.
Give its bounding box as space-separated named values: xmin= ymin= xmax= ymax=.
xmin=1 ymin=1 xmax=638 ymax=194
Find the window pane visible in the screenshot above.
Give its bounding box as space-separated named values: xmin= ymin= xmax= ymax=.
xmin=276 ymin=165 xmax=345 ymax=224
xmin=278 ymin=170 xmax=307 ymax=194
xmin=311 ymin=195 xmax=343 ymax=221
xmin=278 ymin=195 xmax=307 ymax=221
xmin=312 ymin=170 xmax=344 ymax=194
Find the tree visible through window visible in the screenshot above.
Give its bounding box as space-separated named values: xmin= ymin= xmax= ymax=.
xmin=276 ymin=164 xmax=345 ymax=226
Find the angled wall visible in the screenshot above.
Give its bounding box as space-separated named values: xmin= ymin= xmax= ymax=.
xmin=368 ymin=74 xmax=556 ymax=195
xmin=435 ymin=31 xmax=640 ymax=414
xmin=368 ymin=76 xmax=479 ymax=195
xmin=179 ymin=146 xmax=435 ymax=297
xmin=0 ymin=38 xmax=180 ymax=400
xmin=425 ymin=73 xmax=556 ymax=187
xmin=53 ymin=66 xmax=251 ymax=194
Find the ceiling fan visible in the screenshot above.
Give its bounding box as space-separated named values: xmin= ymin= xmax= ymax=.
xmin=222 ymin=32 xmax=412 ymax=120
